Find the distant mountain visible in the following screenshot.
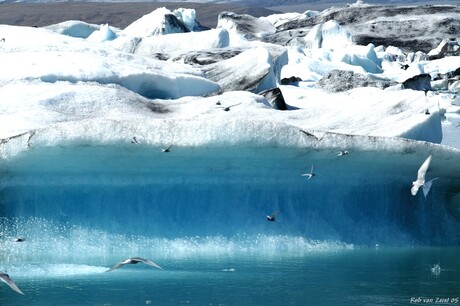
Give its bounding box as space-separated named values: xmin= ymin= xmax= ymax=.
xmin=0 ymin=0 xmax=458 ymax=14
xmin=221 ymin=0 xmax=458 ymax=6
xmin=0 ymin=0 xmax=457 ymax=5
xmin=248 ymin=0 xmax=458 ymax=13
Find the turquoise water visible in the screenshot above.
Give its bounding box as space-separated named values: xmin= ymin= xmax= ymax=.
xmin=1 ymin=145 xmax=460 ymax=305
xmin=1 ymin=246 xmax=459 ymax=305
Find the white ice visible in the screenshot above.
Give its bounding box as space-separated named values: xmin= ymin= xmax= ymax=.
xmin=122 ymin=7 xmax=195 ymax=37
xmin=0 ymin=5 xmax=459 ymax=159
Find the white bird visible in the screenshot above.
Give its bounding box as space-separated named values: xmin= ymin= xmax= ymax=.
xmin=301 ymin=164 xmax=316 ymax=180
xmin=411 ymin=155 xmax=438 ymax=198
xmin=105 ymin=257 xmax=164 ymax=272
xmin=0 ymin=272 xmax=24 ymax=295
xmin=337 ymin=150 xmax=349 ymax=156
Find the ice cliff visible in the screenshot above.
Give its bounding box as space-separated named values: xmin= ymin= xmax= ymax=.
xmin=1 ymin=4 xmax=460 ymax=247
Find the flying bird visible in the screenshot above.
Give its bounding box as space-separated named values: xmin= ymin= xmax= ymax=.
xmin=0 ymin=272 xmax=24 ymax=295
xmin=399 ymin=63 xmax=409 ymax=70
xmin=13 ymin=237 xmax=25 ymax=242
xmin=337 ymin=150 xmax=349 ymax=156
xmin=411 ymin=155 xmax=438 ymax=198
xmin=267 ymin=210 xmax=281 ymax=222
xmin=105 ymin=257 xmax=164 ymax=272
xmin=131 ymin=137 xmax=139 ymax=144
xmin=162 ymin=145 xmax=173 ymax=153
xmin=301 ymin=164 xmax=316 ymax=180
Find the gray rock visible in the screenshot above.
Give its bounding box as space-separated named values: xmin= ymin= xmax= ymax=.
xmin=217 ymin=11 xmax=276 ymax=40
xmin=402 ymin=74 xmax=432 ymax=93
xmin=172 ymin=48 xmax=242 ymax=65
xmin=317 ymin=70 xmax=397 ymax=93
xmin=281 ymin=76 xmax=302 ymax=85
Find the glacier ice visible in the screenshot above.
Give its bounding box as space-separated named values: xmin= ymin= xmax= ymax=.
xmin=1 ymin=3 xmax=460 ymax=254
xmin=217 ymin=11 xmax=277 ymax=45
xmin=112 ymin=28 xmax=230 ymax=57
xmin=87 ymin=24 xmax=117 ymax=42
xmin=44 ymin=20 xmax=102 ymax=39
xmin=304 ymin=20 xmax=354 ymax=50
xmin=122 ymin=7 xmax=188 ymax=37
xmin=1 ymin=128 xmax=460 ymax=248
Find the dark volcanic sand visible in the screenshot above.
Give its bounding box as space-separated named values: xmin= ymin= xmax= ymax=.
xmin=0 ymin=2 xmax=280 ymax=29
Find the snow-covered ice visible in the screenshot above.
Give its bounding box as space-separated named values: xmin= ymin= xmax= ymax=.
xmin=1 ymin=6 xmax=458 ymax=148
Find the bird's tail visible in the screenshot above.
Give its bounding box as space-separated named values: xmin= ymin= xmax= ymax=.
xmin=422 ymin=178 xmax=439 ymax=198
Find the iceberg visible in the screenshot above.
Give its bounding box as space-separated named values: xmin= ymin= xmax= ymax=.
xmin=1 ymin=119 xmax=460 ymax=247
xmin=0 ymin=3 xmax=460 ymax=264
xmin=122 ymin=7 xmax=187 ymax=37
xmin=44 ymin=20 xmax=102 ymax=39
xmin=87 ymin=24 xmax=117 ymax=42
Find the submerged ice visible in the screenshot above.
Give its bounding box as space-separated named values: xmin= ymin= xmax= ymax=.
xmin=1 ymin=2 xmax=460 ymax=268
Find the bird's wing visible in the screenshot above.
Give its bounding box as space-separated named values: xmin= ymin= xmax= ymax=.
xmin=270 ymin=211 xmax=281 ymax=218
xmin=138 ymin=258 xmax=164 ymax=270
xmin=105 ymin=262 xmax=125 ymax=272
xmin=310 ymin=164 xmax=314 ymax=174
xmin=1 ymin=274 xmax=24 ymax=295
xmin=416 ymin=155 xmax=432 ymax=183
xmin=422 ymin=177 xmax=439 ymax=198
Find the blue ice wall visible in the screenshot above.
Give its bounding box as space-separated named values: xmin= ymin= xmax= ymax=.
xmin=1 ymin=144 xmax=460 ymax=251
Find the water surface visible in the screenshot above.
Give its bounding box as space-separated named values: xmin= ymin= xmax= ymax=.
xmin=1 ymin=246 xmax=459 ymax=306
